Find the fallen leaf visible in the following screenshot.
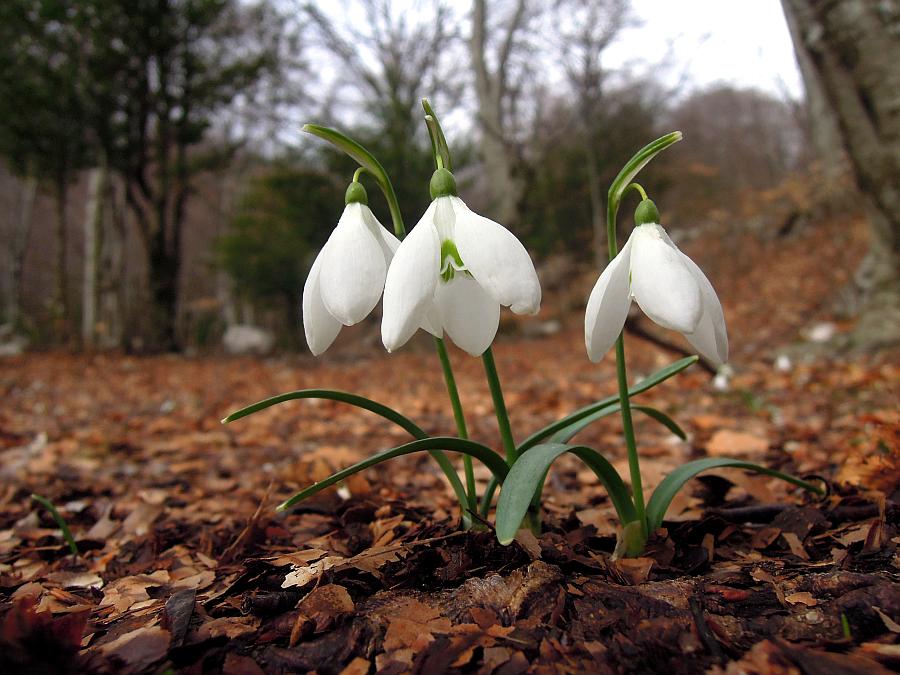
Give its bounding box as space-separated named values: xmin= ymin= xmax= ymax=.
xmin=707 ymin=430 xmax=769 ymax=457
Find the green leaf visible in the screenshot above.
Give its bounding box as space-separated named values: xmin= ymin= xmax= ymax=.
xmin=551 ymin=403 xmax=686 ymax=444
xmin=518 ymin=356 xmax=697 ymax=452
xmin=645 ymin=458 xmax=826 ymax=532
xmin=31 ymin=494 xmax=78 ymax=556
xmin=422 ymin=98 xmax=451 ymax=171
xmin=478 ymin=476 xmax=500 ymax=516
xmin=223 ymin=389 xmax=469 ymax=511
xmin=278 ymin=437 xmax=509 ymax=511
xmin=303 ymin=124 xmax=406 ymax=237
xmin=608 ymin=131 xmax=682 ymax=213
xmin=495 ymin=443 xmax=636 ymax=545
xmin=223 ymin=389 xmax=426 ymax=435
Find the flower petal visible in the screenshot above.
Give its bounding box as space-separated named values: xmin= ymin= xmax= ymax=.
xmin=362 ymin=204 xmax=400 ymax=261
xmin=629 ymin=224 xmax=702 ymax=333
xmin=320 ymin=203 xmax=387 ymax=326
xmin=419 ymin=306 xmax=443 ymax=338
xmin=680 ymin=253 xmax=729 ymax=365
xmin=584 ymin=237 xmax=633 ymax=362
xmin=434 ymin=275 xmax=500 ymax=356
xmin=381 ymin=203 xmax=441 ymax=352
xmin=302 ymin=252 xmax=342 ymax=356
xmin=451 ymin=197 xmax=541 ymax=315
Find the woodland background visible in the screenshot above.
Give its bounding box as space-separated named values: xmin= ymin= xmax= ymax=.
xmin=1 ymin=0 xmax=897 ymax=356
xmin=1 ymin=2 xmax=899 ymax=673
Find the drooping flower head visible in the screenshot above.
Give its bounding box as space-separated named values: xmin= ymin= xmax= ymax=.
xmin=584 ymin=198 xmax=728 ymax=366
xmin=303 ymin=180 xmax=399 ymax=355
xmin=382 ymin=169 xmax=542 ymax=356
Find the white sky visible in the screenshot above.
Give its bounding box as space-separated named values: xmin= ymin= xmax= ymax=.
xmin=608 ymin=0 xmax=802 ymax=99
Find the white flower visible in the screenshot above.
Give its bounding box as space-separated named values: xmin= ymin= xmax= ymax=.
xmin=302 ymin=197 xmax=399 ymax=356
xmin=584 ymin=220 xmax=728 ymax=366
xmin=381 ymin=173 xmax=541 ymax=356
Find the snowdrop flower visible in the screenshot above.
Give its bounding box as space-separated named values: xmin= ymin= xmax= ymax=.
xmin=382 ymin=169 xmax=541 ymax=356
xmin=585 ymin=199 xmax=728 ymax=366
xmin=303 ymin=181 xmax=399 ymax=355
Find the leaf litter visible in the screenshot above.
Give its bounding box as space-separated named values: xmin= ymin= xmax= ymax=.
xmin=1 ymin=220 xmax=899 ymax=673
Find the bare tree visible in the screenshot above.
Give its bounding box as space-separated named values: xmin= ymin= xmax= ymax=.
xmin=781 ymin=0 xmax=900 ymax=349
xmin=469 ymin=0 xmax=547 ymax=225
xmin=303 ymin=0 xmax=457 ymax=222
xmin=555 ymin=0 xmax=632 ymax=266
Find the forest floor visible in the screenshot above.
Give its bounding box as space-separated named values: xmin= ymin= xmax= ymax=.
xmin=1 ymin=217 xmax=898 ymax=674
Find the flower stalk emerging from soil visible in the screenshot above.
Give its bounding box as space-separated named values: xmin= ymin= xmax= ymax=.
xmin=223 ymin=117 xmax=825 ymax=557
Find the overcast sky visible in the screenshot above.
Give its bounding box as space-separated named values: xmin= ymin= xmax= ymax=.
xmin=608 ymin=0 xmax=802 ymax=99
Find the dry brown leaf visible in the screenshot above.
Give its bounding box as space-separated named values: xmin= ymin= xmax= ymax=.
xmin=98 ymin=625 xmax=171 ymax=671
xmin=784 ymin=592 xmax=817 ymax=606
xmin=382 ymin=598 xmax=451 ymax=652
xmin=706 ymin=430 xmax=770 ymax=457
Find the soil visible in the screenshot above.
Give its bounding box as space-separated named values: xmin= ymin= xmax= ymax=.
xmin=1 ymin=218 xmax=898 ymax=674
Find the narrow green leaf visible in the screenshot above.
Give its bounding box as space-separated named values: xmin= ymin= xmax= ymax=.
xmin=608 ymin=131 xmax=682 ymax=212
xmin=278 ymin=437 xmax=509 ymax=511
xmin=223 ymin=388 xmax=426 ymax=433
xmin=631 ymin=405 xmax=687 ymax=440
xmin=550 ymin=403 xmax=686 ymax=443
xmin=479 ymin=476 xmax=500 ymax=516
xmin=223 ymin=390 xmax=469 ymax=510
xmin=422 ymin=99 xmax=451 ymax=171
xmin=495 ymin=443 xmax=636 ymax=545
xmin=31 ymin=494 xmax=78 ymax=556
xmin=518 ymin=356 xmax=697 ymax=452
xmin=303 ymin=124 xmax=389 ymax=190
xmin=645 ymin=458 xmax=826 ymax=532
xmin=303 ymin=124 xmax=406 ymax=237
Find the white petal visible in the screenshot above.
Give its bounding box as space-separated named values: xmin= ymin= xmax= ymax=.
xmin=362 ymin=204 xmax=400 ymax=261
xmin=451 ymin=197 xmax=541 ymax=315
xmin=319 ymin=203 xmax=387 ymax=326
xmin=302 ymin=252 xmax=342 ymax=356
xmin=381 ymin=203 xmax=441 ymax=352
xmin=584 ymin=238 xmax=633 ymax=362
xmin=434 ymin=275 xmax=500 ymax=356
xmin=629 ymin=224 xmax=702 ymax=333
xmin=420 ymin=306 xmax=443 ymax=338
xmin=680 ymin=253 xmax=729 ymax=365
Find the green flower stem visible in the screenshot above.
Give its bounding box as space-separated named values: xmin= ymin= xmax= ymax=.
xmin=435 ymin=336 xmax=477 ymax=512
xmin=305 ymin=123 xmax=474 ymax=519
xmin=608 ymin=190 xmax=647 ymax=537
xmin=627 ymin=182 xmax=648 ymax=201
xmin=481 ymin=348 xmax=517 ymax=465
xmin=31 ymin=494 xmax=79 ymax=557
xmin=601 ymin=132 xmax=682 ymax=544
xmin=483 ymin=348 xmax=540 ymax=534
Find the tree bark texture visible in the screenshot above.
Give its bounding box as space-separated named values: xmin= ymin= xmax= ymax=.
xmin=470 ymin=0 xmax=528 ymax=226
xmin=6 ymin=174 xmax=37 ymax=328
xmin=782 ymin=0 xmax=900 ymax=349
xmin=81 ymin=165 xmax=107 ymax=348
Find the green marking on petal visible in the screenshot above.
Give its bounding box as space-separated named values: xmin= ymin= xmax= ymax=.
xmin=440 ymin=239 xmax=465 ymax=282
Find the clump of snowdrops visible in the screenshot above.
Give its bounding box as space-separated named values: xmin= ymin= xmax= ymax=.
xmin=224 ymin=101 xmax=822 ymax=558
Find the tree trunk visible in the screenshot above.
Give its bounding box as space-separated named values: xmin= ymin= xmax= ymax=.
xmin=81 ymin=164 xmax=107 ymax=348
xmin=469 ymin=0 xmax=527 ymax=225
xmin=781 ymin=0 xmax=846 ymax=184
xmin=54 ymin=179 xmax=70 ymax=342
xmin=781 ymin=0 xmax=900 ymax=350
xmin=7 ymin=174 xmax=37 ymax=328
